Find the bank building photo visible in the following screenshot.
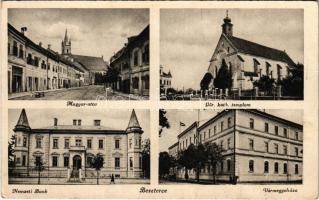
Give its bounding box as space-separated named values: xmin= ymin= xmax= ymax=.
xmin=8 ymin=109 xmax=150 ymax=184
xmin=159 ymin=109 xmax=303 ymax=184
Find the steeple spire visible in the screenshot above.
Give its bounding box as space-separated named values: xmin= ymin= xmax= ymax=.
xmin=222 ymin=10 xmax=233 ymax=36
xmin=126 ymin=109 xmax=143 ymax=133
xmin=14 ymin=109 xmax=31 ymax=132
xmin=64 ymin=28 xmax=69 ymax=42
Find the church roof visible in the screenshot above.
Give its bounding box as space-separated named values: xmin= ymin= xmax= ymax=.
xmin=72 ymin=54 xmax=107 ymax=72
xmin=226 ymin=35 xmax=296 ymax=66
xmin=127 ymin=109 xmax=141 ymax=129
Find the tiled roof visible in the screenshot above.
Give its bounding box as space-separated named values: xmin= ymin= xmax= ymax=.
xmin=15 ymin=109 xmax=30 ymax=128
xmin=72 ymin=54 xmax=107 ymax=72
xmin=34 ymin=125 xmax=118 ymax=131
xmin=127 ymin=109 xmax=141 ymax=129
xmin=226 ymin=35 xmax=296 ymax=66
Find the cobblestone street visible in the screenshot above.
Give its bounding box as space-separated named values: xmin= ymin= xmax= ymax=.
xmin=9 ymin=85 xmax=147 ymax=100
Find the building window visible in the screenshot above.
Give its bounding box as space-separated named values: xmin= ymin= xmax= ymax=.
xmin=133 ymin=51 xmax=138 ymax=66
xmin=129 ymin=139 xmax=132 ymax=149
xmin=295 ymin=132 xmax=299 ymax=140
xmin=87 ymin=139 xmax=92 ymax=149
xmin=283 ymin=128 xmax=288 ymax=138
xmin=19 ymin=44 xmax=24 ymax=59
xmin=115 ymin=157 xmax=120 ymax=168
xmin=283 ymin=145 xmax=287 ymax=155
xmin=214 ymin=126 xmax=216 ymax=135
xmin=129 ymin=157 xmax=133 ymax=168
xmin=220 ymin=161 xmax=224 ymax=173
xmin=13 ymin=41 xmax=18 ymax=56
xmin=35 ymin=156 xmax=41 ymax=165
xmin=22 ymin=155 xmax=26 ymax=166
xmin=220 ymin=121 xmax=224 ymax=132
xmin=75 ymin=139 xmax=82 ymax=146
xmin=73 ymin=120 xmax=77 ymax=126
xmin=64 ymin=139 xmax=69 ymax=149
xmin=227 ymin=117 xmax=231 ymax=128
xmin=99 ymin=140 xmax=104 ymax=149
xmin=94 ymin=120 xmax=101 ymax=126
xmin=265 ymin=123 xmax=269 ymax=133
xmin=249 ymin=118 xmax=254 ymax=129
xmin=275 ymin=126 xmax=279 ymax=135
xmin=34 ymin=57 xmax=39 ymax=67
xmin=295 ymin=147 xmax=298 ymax=156
xmin=249 ymin=139 xmax=254 ymax=150
xmin=132 ymin=77 xmax=139 ymax=89
xmin=283 ymin=163 xmax=287 ymax=174
xmin=86 ymin=156 xmax=93 ymax=167
xmin=208 ymin=129 xmax=211 ymax=137
xmin=53 ymin=139 xmax=59 ymax=149
xmin=249 ymin=160 xmax=254 ymax=172
xmin=295 ymin=164 xmax=299 ymax=174
xmin=274 ymin=143 xmax=279 ymax=154
xmin=264 ymin=161 xmax=269 ymax=173
xmin=36 ymin=138 xmax=42 ymax=148
xmin=265 ymin=142 xmax=269 ymax=152
xmin=142 ymin=44 xmax=149 ymax=64
xmin=78 ymin=120 xmax=81 ymax=126
xmin=23 ymin=136 xmax=27 ymax=147
xmin=52 ymin=156 xmax=58 ymax=167
xmin=8 ymin=43 xmax=10 ymax=55
xmin=227 ymin=138 xmax=231 ymax=150
xmin=64 ymin=157 xmax=69 ymax=167
xmin=115 ymin=140 xmax=120 ymax=149
xmin=220 ymin=140 xmax=224 ymax=149
xmin=274 ymin=162 xmax=279 ymax=174
xmin=227 ymin=160 xmax=231 ymax=172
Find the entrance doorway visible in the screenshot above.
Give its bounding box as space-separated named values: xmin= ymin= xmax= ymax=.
xmin=73 ymin=155 xmax=82 ymax=170
xmin=12 ymin=66 xmax=23 ymax=93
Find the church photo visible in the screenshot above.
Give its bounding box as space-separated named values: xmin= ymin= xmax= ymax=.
xmin=8 ymin=8 xmax=149 ymax=100
xmin=160 ymin=9 xmax=304 ymax=100
xmin=8 ymin=109 xmax=150 ymax=185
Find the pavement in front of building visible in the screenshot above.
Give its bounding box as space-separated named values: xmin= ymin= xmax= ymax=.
xmin=9 ymin=177 xmax=150 ymax=185
xmin=8 ymin=85 xmax=144 ymax=100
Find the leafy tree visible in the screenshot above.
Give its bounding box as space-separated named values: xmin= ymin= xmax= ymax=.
xmin=159 ymin=109 xmax=170 ymax=137
xmin=253 ymin=75 xmax=275 ymax=95
xmin=279 ymin=63 xmax=304 ymax=97
xmin=142 ymin=139 xmax=150 ymax=178
xmin=213 ymin=59 xmax=232 ymax=89
xmin=159 ymin=152 xmax=171 ymax=178
xmin=205 ymin=143 xmax=224 ymax=184
xmin=200 ymin=73 xmax=213 ymax=91
xmin=91 ymin=154 xmax=104 ymax=184
xmin=34 ymin=157 xmax=45 ymax=185
xmin=8 ymin=135 xmax=16 ymax=175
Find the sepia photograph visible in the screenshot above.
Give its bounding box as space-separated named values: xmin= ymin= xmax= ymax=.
xmin=8 ymin=8 xmax=149 ymax=100
xmin=159 ymin=109 xmax=303 ymax=184
xmin=8 ymin=108 xmax=150 ymax=185
xmin=160 ymin=9 xmax=304 ymax=100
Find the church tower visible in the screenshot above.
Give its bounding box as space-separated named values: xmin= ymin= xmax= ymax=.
xmin=13 ymin=109 xmax=31 ymax=169
xmin=126 ymin=109 xmax=143 ymax=178
xmin=61 ymin=29 xmax=71 ymax=56
xmin=222 ymin=10 xmax=233 ymax=36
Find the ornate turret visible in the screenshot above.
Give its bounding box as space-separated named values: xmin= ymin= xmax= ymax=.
xmin=126 ymin=109 xmax=143 ymax=134
xmin=14 ymin=109 xmax=31 ymax=132
xmin=222 ymin=10 xmax=233 ymax=36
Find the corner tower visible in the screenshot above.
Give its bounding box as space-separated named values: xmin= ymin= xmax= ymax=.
xmin=222 ymin=10 xmax=233 ymax=36
xmin=61 ymin=29 xmax=71 ymax=56
xmin=126 ymin=109 xmax=143 ymax=178
xmin=13 ymin=109 xmax=31 ymax=169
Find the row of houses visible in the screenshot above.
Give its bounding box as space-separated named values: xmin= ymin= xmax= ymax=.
xmin=168 ymin=109 xmax=303 ymax=183
xmin=8 ymin=23 xmax=108 ymax=95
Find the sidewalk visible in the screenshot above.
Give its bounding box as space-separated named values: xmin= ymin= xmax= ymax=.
xmin=8 ymin=86 xmax=88 ymax=100
xmin=106 ymin=89 xmax=149 ymax=100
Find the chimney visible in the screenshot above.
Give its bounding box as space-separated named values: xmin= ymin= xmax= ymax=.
xmin=39 ymin=42 xmax=42 ymax=47
xmin=54 ymin=118 xmax=58 ymax=126
xmin=48 ymin=44 xmax=51 ymax=50
xmin=21 ymin=27 xmax=27 ymax=35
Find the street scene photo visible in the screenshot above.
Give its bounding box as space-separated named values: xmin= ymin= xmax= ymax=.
xmin=160 ymin=9 xmax=304 ymax=100
xmin=8 ymin=9 xmax=149 ymax=100
xmin=8 ymin=109 xmax=150 ymax=184
xmin=159 ymin=109 xmax=303 ymax=184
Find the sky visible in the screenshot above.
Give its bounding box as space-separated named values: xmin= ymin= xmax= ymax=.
xmin=159 ymin=109 xmax=303 ymax=152
xmin=8 ymin=9 xmax=149 ymax=62
xmin=160 ymin=9 xmax=304 ymax=90
xmin=8 ymin=109 xmax=150 ymax=140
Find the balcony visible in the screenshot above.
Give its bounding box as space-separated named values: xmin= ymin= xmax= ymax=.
xmin=69 ymin=146 xmax=86 ymax=151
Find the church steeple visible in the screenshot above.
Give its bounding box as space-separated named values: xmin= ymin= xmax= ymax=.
xmin=222 ymin=10 xmax=233 ymax=36
xmin=62 ymin=28 xmax=71 ymax=56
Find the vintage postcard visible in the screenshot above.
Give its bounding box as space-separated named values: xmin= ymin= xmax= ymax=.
xmin=1 ymin=1 xmax=318 ymax=199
